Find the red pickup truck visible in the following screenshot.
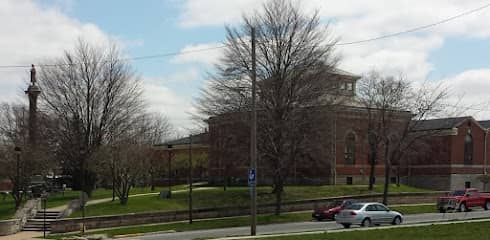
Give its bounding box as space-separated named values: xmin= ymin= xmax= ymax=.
xmin=437 ymin=188 xmax=490 ymax=212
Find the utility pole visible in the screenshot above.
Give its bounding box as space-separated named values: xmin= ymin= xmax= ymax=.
xmin=167 ymin=144 xmax=173 ymax=198
xmin=188 ymin=134 xmax=193 ymax=224
xmin=250 ymin=26 xmax=257 ymax=236
xmin=112 ymin=146 xmax=116 ymax=202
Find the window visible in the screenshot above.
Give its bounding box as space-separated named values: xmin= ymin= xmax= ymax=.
xmin=375 ymin=204 xmax=389 ymax=211
xmin=346 ymin=82 xmax=353 ymax=91
xmin=340 ymin=82 xmax=346 ymax=90
xmin=464 ymin=133 xmax=473 ymax=165
xmin=465 ymin=181 xmax=471 ymax=188
xmin=366 ymin=204 xmax=376 ymax=211
xmin=344 ymin=132 xmax=356 ymax=165
xmin=390 ymin=177 xmax=396 ymax=184
xmin=346 ymin=177 xmax=353 ymax=185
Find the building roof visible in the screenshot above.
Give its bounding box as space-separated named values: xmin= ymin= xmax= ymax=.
xmin=155 ymin=132 xmax=208 ymax=147
xmin=412 ymin=116 xmax=471 ymax=131
xmin=329 ymin=68 xmax=361 ymax=80
xmin=478 ymin=120 xmax=490 ymax=129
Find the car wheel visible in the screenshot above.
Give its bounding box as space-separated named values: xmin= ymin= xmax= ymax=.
xmin=342 ymin=223 xmax=351 ymax=228
xmin=439 ymin=208 xmax=446 ymax=213
xmin=361 ymin=218 xmax=371 ymax=227
xmin=460 ymin=202 xmax=468 ymax=212
xmin=485 ymin=201 xmax=490 ymax=211
xmin=392 ymin=216 xmax=402 ymax=225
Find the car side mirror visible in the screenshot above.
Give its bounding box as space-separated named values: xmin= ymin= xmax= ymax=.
xmin=465 ymin=193 xmax=469 ymax=197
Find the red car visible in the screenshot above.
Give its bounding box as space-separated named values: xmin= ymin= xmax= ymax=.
xmin=312 ymin=199 xmax=357 ymax=221
xmin=437 ymin=188 xmax=490 ymax=212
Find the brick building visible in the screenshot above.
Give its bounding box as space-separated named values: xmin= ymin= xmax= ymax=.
xmin=398 ymin=117 xmax=490 ymax=190
xmin=159 ymin=70 xmax=490 ymax=191
xmin=206 ymin=69 xmax=412 ymax=186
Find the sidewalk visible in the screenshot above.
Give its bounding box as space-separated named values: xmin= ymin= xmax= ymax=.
xmin=47 ymin=187 xmax=216 ymax=211
xmin=0 ymin=231 xmax=41 ymax=240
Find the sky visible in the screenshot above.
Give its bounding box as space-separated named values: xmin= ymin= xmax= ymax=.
xmin=1 ymin=0 xmax=490 ymax=134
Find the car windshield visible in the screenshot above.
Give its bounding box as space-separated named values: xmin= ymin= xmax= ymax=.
xmin=344 ymin=203 xmax=364 ymax=210
xmin=451 ymin=190 xmax=466 ymax=196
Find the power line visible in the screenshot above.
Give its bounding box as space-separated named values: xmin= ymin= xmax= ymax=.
xmin=334 ymin=2 xmax=490 ymax=46
xmin=0 ymin=2 xmax=489 ymax=69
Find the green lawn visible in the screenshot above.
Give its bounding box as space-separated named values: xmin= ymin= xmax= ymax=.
xmin=390 ymin=204 xmax=437 ymax=215
xmin=45 ymin=186 xmax=168 ymax=209
xmin=72 ymin=184 xmax=430 ymax=217
xmin=0 ymin=197 xmax=18 ymax=220
xmin=261 ymin=221 xmax=490 ymax=240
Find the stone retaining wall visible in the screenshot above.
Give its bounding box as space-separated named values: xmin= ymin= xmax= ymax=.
xmin=51 ymin=191 xmax=445 ymax=233
xmin=0 ymin=219 xmax=20 ymax=236
xmin=0 ymin=198 xmax=40 ymax=236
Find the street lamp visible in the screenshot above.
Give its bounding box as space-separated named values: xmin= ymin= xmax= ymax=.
xmin=41 ymin=191 xmax=48 ymax=239
xmin=167 ymin=144 xmax=173 ymax=198
xmin=14 ymin=146 xmax=21 ymax=199
xmin=188 ymin=135 xmax=193 ymax=224
xmin=79 ymin=147 xmax=87 ymax=235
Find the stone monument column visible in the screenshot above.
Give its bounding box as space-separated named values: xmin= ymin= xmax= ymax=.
xmin=25 ymin=64 xmax=41 ymax=146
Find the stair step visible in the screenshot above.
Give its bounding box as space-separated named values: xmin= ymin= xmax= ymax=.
xmin=23 ymin=229 xmax=51 ymax=232
xmin=35 ymin=213 xmax=61 ymax=217
xmin=22 ymin=228 xmax=51 ymax=231
xmin=29 ymin=218 xmax=57 ymax=221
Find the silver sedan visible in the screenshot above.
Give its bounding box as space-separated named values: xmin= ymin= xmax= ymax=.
xmin=335 ymin=202 xmax=403 ymax=228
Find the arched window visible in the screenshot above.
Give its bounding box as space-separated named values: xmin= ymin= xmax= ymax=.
xmin=464 ymin=133 xmax=473 ymax=165
xmin=344 ymin=132 xmax=356 ymax=165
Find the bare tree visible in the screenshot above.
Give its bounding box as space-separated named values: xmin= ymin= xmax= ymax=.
xmin=0 ymin=103 xmax=55 ymax=208
xmin=196 ymin=0 xmax=339 ymax=215
xmin=38 ymin=39 xmax=144 ymax=196
xmin=358 ymin=71 xmax=448 ymax=204
xmin=142 ymin=114 xmax=173 ymax=191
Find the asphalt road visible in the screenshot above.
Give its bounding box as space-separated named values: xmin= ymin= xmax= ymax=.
xmin=125 ymin=209 xmax=490 ymax=240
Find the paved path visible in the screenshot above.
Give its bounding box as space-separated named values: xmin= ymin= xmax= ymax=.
xmin=0 ymin=231 xmax=41 ymax=240
xmin=125 ymin=209 xmax=490 ymax=240
xmin=47 ymin=187 xmax=217 ymax=211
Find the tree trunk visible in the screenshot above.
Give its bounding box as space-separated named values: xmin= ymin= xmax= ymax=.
xmin=13 ymin=190 xmax=22 ymax=209
xmin=274 ymin=176 xmax=283 ymax=216
xmin=368 ymin=148 xmax=376 ymax=190
xmin=150 ymin=168 xmax=155 ymax=191
xmin=119 ymin=196 xmax=128 ymax=205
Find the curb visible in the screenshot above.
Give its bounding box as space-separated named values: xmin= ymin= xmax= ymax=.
xmin=211 ymin=218 xmax=490 ymax=240
xmin=112 ymin=233 xmax=144 ymax=238
xmin=112 ymin=230 xmax=176 ymax=238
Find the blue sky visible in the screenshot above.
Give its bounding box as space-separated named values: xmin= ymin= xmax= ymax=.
xmin=2 ymin=0 xmax=490 ymax=133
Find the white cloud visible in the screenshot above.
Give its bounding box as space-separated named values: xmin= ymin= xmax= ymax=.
xmin=177 ymin=0 xmax=490 ymax=82
xmin=441 ymin=69 xmax=490 ymax=120
xmin=0 ymin=0 xmax=111 ymax=102
xmin=179 ymin=0 xmax=261 ymax=28
xmin=142 ymin=77 xmax=198 ymax=134
xmin=172 ymin=42 xmax=224 ymax=66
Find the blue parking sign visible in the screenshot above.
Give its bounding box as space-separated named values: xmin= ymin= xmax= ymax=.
xmin=248 ymin=168 xmax=256 ymax=186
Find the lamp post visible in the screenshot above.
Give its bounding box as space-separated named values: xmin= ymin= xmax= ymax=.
xmin=79 ymin=147 xmax=86 ymax=235
xmin=188 ymin=135 xmax=193 ymax=224
xmin=14 ymin=146 xmax=21 ymax=182
xmin=167 ymin=144 xmax=173 ymax=198
xmin=41 ymin=192 xmax=47 ymax=239
xmin=111 ymin=145 xmax=116 ymax=202
xmin=14 ymin=146 xmax=21 ymax=203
